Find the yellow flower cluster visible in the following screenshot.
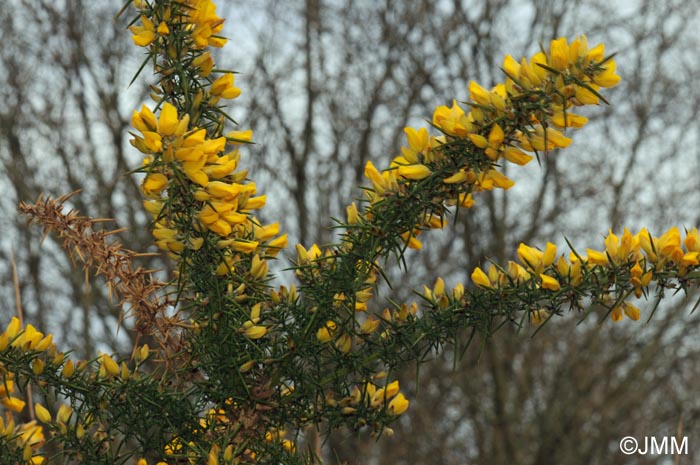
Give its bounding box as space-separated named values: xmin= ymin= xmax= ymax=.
xmin=0 ymin=317 xmax=64 ymax=465
xmin=0 ymin=318 xmax=156 ymax=464
xmin=264 ymin=428 xmax=295 ymax=454
xmin=129 ymin=1 xmax=288 ymax=278
xmin=357 ymin=36 xmax=619 ymax=250
xmin=157 ymin=404 xmax=278 ymax=465
xmin=130 ymin=0 xmax=227 ymax=49
xmin=471 ymin=227 xmax=700 ymax=322
xmin=134 ymin=101 xmax=285 ymax=262
xmin=329 ymin=379 xmax=409 ymax=417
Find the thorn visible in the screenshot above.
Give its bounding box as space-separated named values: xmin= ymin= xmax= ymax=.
xmin=56 ymin=189 xmax=82 ymax=203
xmin=104 ymin=227 xmax=129 ymax=236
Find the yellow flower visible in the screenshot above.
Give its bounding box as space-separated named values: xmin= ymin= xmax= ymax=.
xmin=610 ymin=301 xmax=641 ymax=322
xmin=242 ymin=195 xmax=266 ymax=210
xmin=211 ymin=73 xmax=241 ymax=99
xmin=468 ymin=80 xmax=491 ymax=106
xmin=62 ymin=360 xmax=75 ymax=378
xmin=231 ymin=240 xmax=259 ymax=254
xmin=397 ymin=164 xmax=431 ymax=180
xmin=657 ymin=227 xmax=682 ymax=261
xmin=35 ymin=403 xmax=51 ymax=424
xmin=401 ymin=127 xmax=429 ymax=163
xmin=432 ymin=100 xmax=472 ymax=137
xmin=142 ymin=173 xmax=169 ymax=196
xmin=158 ymin=102 xmax=180 ymax=136
xmin=129 ymin=16 xmax=156 ymax=47
xmin=517 ymin=242 xmax=557 ymax=274
xmin=335 ymin=334 xmax=352 ymax=353
xmin=551 ymin=110 xmax=588 ymax=128
xmin=479 ymin=170 xmax=514 ymax=190
xmin=100 ymin=354 xmax=120 ymax=378
xmin=484 ymin=124 xmax=504 ymax=160
xmin=142 ymin=131 xmax=163 ymax=153
xmin=468 ymin=133 xmax=488 ymax=148
xmin=265 ymin=233 xmax=286 ymax=252
xmin=316 ymin=321 xmax=337 ymax=343
xmin=2 ymin=396 xmax=26 ymax=412
xmin=192 ymin=51 xmax=215 ymax=77
xmin=471 ymin=266 xmax=492 ymax=288
xmin=593 ymin=60 xmax=621 ymax=87
xmin=387 ymin=392 xmax=409 ymax=415
xmin=34 ymin=334 xmax=53 ymax=352
xmin=0 ymin=379 xmax=13 ymax=397
xmin=32 ymin=359 xmax=45 ymax=375
xmin=363 ymin=160 xmax=386 ymax=191
xmin=281 ymin=439 xmax=296 ymax=453
xmin=244 ymin=325 xmax=267 ymax=340
xmin=227 ymin=129 xmax=253 ymax=144
xmin=5 ymin=316 xmax=21 ymax=339
xmin=503 ymin=147 xmax=533 ymax=165
xmin=187 ymin=0 xmax=228 ymax=48
xmin=57 ymin=404 xmax=72 ymax=424
xmin=360 ymin=317 xmax=380 ymax=335
xmin=585 ymin=248 xmax=609 ymax=266
xmin=622 ymin=302 xmax=641 ymax=321
xmin=557 ymin=256 xmax=582 ymax=286
xmin=11 ymin=323 xmax=44 ymax=351
xmin=611 ymin=306 xmax=623 ymax=322
xmin=400 ymin=231 xmax=423 ymax=250
xmin=157 ymin=21 xmax=170 ymax=36
xmin=549 ymin=37 xmax=570 ymax=70
xmin=540 ymin=274 xmax=560 ymax=291
xmin=442 ymin=170 xmax=468 ymax=184
xmin=685 ymin=227 xmax=700 ymax=252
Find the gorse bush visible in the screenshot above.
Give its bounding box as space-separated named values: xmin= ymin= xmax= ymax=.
xmin=1 ymin=1 xmax=698 ymax=464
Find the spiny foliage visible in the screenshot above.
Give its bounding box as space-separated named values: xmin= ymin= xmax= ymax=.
xmin=5 ymin=1 xmax=699 ymax=465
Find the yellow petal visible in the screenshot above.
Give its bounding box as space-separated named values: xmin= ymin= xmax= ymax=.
xmin=397 ymin=164 xmax=431 ymax=180
xmin=503 ymin=147 xmax=533 ymax=166
xmin=35 ymin=403 xmax=51 ymax=424
xmin=468 ymin=81 xmax=490 ymax=106
xmin=387 ymin=392 xmax=409 ymax=415
xmin=540 ymin=274 xmax=560 ymax=291
xmin=585 ymin=248 xmax=609 ymax=266
xmin=158 ymin=102 xmax=179 ymax=136
xmin=131 ymin=30 xmax=156 ymax=47
xmin=471 ymin=267 xmax=491 ymax=288
xmin=101 ymin=354 xmax=120 ymax=378
xmin=142 ymin=173 xmax=169 ymax=195
xmin=2 ymin=396 xmax=26 ymax=413
xmin=231 ymin=240 xmax=259 ymax=254
xmin=623 ymin=302 xmax=641 ymax=321
xmin=227 ymin=129 xmax=253 ymax=144
xmin=142 ymin=131 xmax=163 ymax=153
xmin=157 ymin=21 xmax=170 ymax=36
xmin=443 ymin=171 xmax=468 ymax=184
xmin=5 ymin=316 xmax=21 ymax=339
xmin=488 ymin=124 xmax=504 ymax=147
xmin=244 ymin=325 xmax=267 ymax=340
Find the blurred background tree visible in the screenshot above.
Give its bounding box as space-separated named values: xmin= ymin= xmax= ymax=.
xmin=0 ymin=0 xmax=160 ymax=356
xmin=2 ymin=0 xmax=700 ymax=464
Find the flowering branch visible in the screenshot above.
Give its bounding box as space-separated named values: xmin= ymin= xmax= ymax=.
xmin=8 ymin=2 xmax=697 ymax=465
